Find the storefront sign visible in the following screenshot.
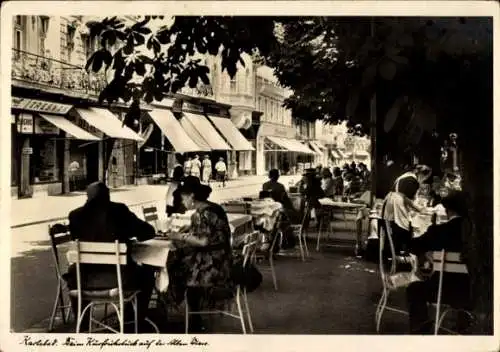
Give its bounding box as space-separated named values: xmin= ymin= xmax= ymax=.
xmin=22 ymin=147 xmax=33 ymax=155
xmin=34 ymin=116 xmax=60 ymax=135
xmin=257 ymin=122 xmax=296 ymax=139
xmin=17 ymin=113 xmax=33 ymax=134
xmin=11 ymin=97 xmax=73 ymax=115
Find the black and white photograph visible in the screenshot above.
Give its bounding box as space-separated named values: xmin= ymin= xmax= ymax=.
xmin=1 ymin=1 xmax=498 ymax=351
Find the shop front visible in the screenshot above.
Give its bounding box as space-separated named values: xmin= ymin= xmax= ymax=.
xmin=256 ymin=122 xmax=316 ymax=176
xmin=11 ymin=97 xmax=100 ymax=198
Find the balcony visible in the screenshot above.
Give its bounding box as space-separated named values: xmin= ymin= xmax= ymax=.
xmin=11 ymin=49 xmax=107 ymax=98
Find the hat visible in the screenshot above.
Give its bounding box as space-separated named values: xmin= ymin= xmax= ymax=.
xmin=178 ymin=176 xmax=202 ymax=194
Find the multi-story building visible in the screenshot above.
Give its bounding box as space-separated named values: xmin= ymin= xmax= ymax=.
xmin=254 ymin=65 xmax=318 ymax=175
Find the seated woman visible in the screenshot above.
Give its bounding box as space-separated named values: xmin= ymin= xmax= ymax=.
xmin=406 ymin=190 xmax=473 ymax=334
xmin=262 ymin=169 xmax=299 ymax=223
xmin=167 ymin=176 xmax=233 ymax=333
xmin=320 ymin=168 xmax=335 ymax=198
xmin=381 ymin=167 xmax=428 ymax=254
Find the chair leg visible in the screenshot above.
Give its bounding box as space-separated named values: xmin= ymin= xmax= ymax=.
xmin=303 ymin=233 xmax=310 ymax=257
xmin=376 ymin=290 xmax=388 ymax=333
xmin=316 ymin=223 xmax=322 ymax=251
xmin=133 ymin=298 xmax=138 ymax=334
xmin=48 ymin=282 xmax=61 ymax=331
xmin=242 ymin=288 xmax=254 ymax=333
xmin=184 ymin=294 xmax=189 ymax=334
xmin=297 ymin=232 xmax=305 ymax=262
xmin=269 ymin=253 xmax=278 ymax=290
xmin=235 ymin=287 xmax=246 ymax=334
xmin=88 ymin=304 xmax=93 ymax=333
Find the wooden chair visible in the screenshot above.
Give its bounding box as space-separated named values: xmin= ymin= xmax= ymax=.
xmin=67 ymin=240 xmax=158 ymax=334
xmin=142 ymin=205 xmax=159 ymax=230
xmin=184 ymin=231 xmax=260 ymax=334
xmin=48 ymin=222 xmax=73 ymax=331
xmin=431 ymin=250 xmax=475 ymax=335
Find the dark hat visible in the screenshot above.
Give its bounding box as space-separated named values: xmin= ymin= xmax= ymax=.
xmin=178 ymin=176 xmax=202 ymax=194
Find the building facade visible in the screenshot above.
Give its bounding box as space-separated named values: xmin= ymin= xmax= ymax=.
xmin=11 ymin=15 xmax=141 ymax=198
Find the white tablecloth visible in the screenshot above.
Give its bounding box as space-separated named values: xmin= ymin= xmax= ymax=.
xmin=249 ymin=199 xmax=282 ymax=231
xmin=318 ymin=198 xmax=366 ymax=209
xmin=132 ymin=239 xmax=174 ymax=267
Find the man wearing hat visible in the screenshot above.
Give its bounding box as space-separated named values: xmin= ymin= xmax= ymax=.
xmin=64 ymin=181 xmax=156 ymax=332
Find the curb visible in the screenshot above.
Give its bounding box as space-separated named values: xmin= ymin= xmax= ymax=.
xmin=11 ymin=180 xmax=266 ymax=229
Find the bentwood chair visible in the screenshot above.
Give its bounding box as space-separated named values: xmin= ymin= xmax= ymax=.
xmin=184 ymin=231 xmax=260 ymax=334
xmin=431 ymin=250 xmax=475 ymax=335
xmin=375 ymin=220 xmax=410 ymax=333
xmin=48 ymin=222 xmax=73 ymax=331
xmin=67 ymin=240 xmax=159 ymax=334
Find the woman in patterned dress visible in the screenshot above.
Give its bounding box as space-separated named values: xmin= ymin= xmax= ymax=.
xmin=168 ymin=176 xmax=233 ymax=332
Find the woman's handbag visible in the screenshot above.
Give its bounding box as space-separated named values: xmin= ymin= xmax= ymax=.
xmin=231 ymin=257 xmax=263 ymax=293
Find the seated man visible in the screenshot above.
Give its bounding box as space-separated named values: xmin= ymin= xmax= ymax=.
xmin=406 ymin=190 xmax=473 ymax=334
xmin=65 ymin=182 xmax=156 ymax=331
xmin=262 ymin=169 xmax=298 ymax=222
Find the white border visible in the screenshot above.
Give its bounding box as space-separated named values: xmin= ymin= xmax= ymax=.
xmin=1 ymin=2 xmax=498 ymax=352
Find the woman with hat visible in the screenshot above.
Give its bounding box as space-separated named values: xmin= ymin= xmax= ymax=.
xmin=167 ymin=176 xmax=233 ymax=332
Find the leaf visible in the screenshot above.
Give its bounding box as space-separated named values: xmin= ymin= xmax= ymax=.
xmin=135 ymin=62 xmax=146 ymax=76
xmin=85 ymin=50 xmax=98 ymax=71
xmin=134 ymin=33 xmax=145 ymax=46
xmin=123 ymin=36 xmax=134 ymax=55
xmin=390 ymin=55 xmax=409 ymax=65
xmin=138 ymin=55 xmax=154 ymax=65
xmin=156 ymin=29 xmax=171 ymax=45
xmin=188 ymin=74 xmax=198 ymax=88
xmin=379 ymin=59 xmax=397 ymax=80
xmin=200 ymin=72 xmax=210 ymax=85
xmin=135 ymin=26 xmax=152 ymax=35
xmin=102 ymin=50 xmax=113 ymax=68
xmin=92 ymin=50 xmax=104 ymax=72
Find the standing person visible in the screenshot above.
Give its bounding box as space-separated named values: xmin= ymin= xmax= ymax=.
xmin=184 ymin=156 xmax=192 ymax=177
xmin=166 ymin=165 xmax=187 ymax=216
xmin=215 ymin=157 xmax=227 ymax=188
xmin=64 ymin=182 xmax=156 ymax=332
xmin=201 ymin=155 xmax=212 ymax=184
xmin=191 ymin=155 xmax=202 ymax=179
xmin=332 ymin=167 xmax=344 ymax=198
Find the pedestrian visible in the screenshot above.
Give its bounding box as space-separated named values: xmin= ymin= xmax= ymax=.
xmin=201 ymin=155 xmax=212 ymax=184
xmin=214 ymin=157 xmax=227 ymax=187
xmin=191 ymin=155 xmax=201 ymax=179
xmin=184 ymin=156 xmax=192 ymax=177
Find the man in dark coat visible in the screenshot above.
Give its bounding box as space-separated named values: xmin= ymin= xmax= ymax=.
xmin=65 ymin=182 xmax=156 ymax=331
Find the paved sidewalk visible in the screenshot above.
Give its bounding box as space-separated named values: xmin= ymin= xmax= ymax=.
xmin=10 ymin=175 xmax=300 ymax=228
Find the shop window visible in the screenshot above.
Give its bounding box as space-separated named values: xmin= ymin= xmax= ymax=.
xmin=30 ymin=136 xmax=61 ymax=183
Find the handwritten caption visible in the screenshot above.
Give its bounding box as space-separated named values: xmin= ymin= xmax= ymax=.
xmin=21 ymin=335 xmax=209 ymax=349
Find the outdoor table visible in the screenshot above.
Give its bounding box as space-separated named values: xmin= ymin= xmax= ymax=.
xmin=249 ymin=199 xmax=283 ymax=232
xmin=227 ymin=213 xmax=254 ymax=248
xmin=317 ymin=198 xmax=367 ymax=254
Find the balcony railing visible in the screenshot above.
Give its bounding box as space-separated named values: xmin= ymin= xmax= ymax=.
xmin=11 ymin=48 xmax=107 ymax=97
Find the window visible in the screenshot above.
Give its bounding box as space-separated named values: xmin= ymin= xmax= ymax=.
xmin=230 ymin=78 xmax=237 ymax=92
xmin=13 ymin=16 xmax=24 ymax=53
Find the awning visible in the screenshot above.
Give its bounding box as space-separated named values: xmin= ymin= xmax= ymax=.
xmin=208 ymin=115 xmax=254 ymax=151
xmin=308 ymin=141 xmax=323 ymax=155
xmin=181 ymin=112 xmax=231 ymax=150
xmin=147 ymin=109 xmax=208 ymax=152
xmin=75 ymin=108 xmax=143 ymax=141
xmin=39 ymin=114 xmax=99 ymax=141
xmin=330 ymin=149 xmax=341 ymax=159
xmin=267 ymin=136 xmax=315 ymax=154
xmin=315 ymin=141 xmax=327 ymax=150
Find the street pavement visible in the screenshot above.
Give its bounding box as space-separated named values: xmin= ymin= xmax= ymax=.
xmin=10 ymin=175 xmax=300 ymax=332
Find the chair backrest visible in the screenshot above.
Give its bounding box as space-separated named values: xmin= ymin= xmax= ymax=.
xmin=432 ymin=250 xmax=468 ymax=274
xmin=48 ymin=222 xmax=71 ymax=277
xmin=241 ymin=231 xmax=261 ymax=268
xmin=142 ymin=205 xmax=159 ymax=223
xmin=222 ymin=202 xmax=248 ymax=214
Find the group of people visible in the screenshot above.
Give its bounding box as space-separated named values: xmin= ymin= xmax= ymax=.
xmin=182 ymin=155 xmax=228 ymax=187
xmin=379 ymin=163 xmax=473 ymax=334
xmin=63 ymin=174 xmax=236 ymax=333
